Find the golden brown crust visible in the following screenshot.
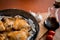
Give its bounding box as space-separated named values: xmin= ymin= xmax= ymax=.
xmin=0 ymin=21 xmax=5 ymax=31
xmin=8 ymin=30 xmax=29 ymax=40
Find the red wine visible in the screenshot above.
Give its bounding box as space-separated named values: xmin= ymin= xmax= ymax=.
xmin=44 ymin=17 xmax=59 ymax=30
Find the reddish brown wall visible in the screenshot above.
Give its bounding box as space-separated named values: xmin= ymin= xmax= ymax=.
xmin=0 ymin=0 xmax=55 ymax=13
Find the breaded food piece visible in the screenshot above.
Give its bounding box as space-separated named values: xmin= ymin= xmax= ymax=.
xmin=2 ymin=17 xmax=14 ymax=31
xmin=0 ymin=34 xmax=6 ymax=40
xmin=3 ymin=17 xmax=14 ymax=27
xmin=13 ymin=17 xmax=30 ymax=30
xmin=8 ymin=29 xmax=29 ymax=40
xmin=0 ymin=21 xmax=5 ymax=31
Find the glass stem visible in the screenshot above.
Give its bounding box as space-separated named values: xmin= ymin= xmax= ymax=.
xmin=55 ymin=8 xmax=59 ymax=22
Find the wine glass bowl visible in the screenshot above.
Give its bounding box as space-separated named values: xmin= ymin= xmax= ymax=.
xmin=44 ymin=7 xmax=59 ymax=31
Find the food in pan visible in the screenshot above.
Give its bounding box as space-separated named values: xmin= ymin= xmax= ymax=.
xmin=0 ymin=15 xmax=36 ymax=40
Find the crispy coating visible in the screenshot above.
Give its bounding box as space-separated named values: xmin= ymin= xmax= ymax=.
xmin=2 ymin=17 xmax=14 ymax=31
xmin=13 ymin=17 xmax=30 ymax=30
xmin=0 ymin=34 xmax=6 ymax=40
xmin=8 ymin=29 xmax=29 ymax=40
xmin=0 ymin=21 xmax=5 ymax=31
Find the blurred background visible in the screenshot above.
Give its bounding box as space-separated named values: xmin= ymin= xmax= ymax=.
xmin=0 ymin=0 xmax=55 ymax=13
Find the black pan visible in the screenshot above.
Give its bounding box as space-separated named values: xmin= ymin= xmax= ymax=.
xmin=0 ymin=9 xmax=39 ymax=40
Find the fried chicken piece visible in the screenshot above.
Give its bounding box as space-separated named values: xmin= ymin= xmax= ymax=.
xmin=2 ymin=17 xmax=14 ymax=31
xmin=0 ymin=21 xmax=5 ymax=31
xmin=8 ymin=29 xmax=29 ymax=40
xmin=0 ymin=34 xmax=6 ymax=40
xmin=13 ymin=17 xmax=30 ymax=30
xmin=4 ymin=17 xmax=14 ymax=26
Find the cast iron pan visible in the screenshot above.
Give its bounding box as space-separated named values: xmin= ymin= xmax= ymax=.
xmin=0 ymin=9 xmax=39 ymax=40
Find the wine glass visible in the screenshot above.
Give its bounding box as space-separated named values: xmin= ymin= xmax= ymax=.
xmin=44 ymin=6 xmax=59 ymax=31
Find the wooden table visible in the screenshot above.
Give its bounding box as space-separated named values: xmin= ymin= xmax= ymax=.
xmin=36 ymin=13 xmax=60 ymax=40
